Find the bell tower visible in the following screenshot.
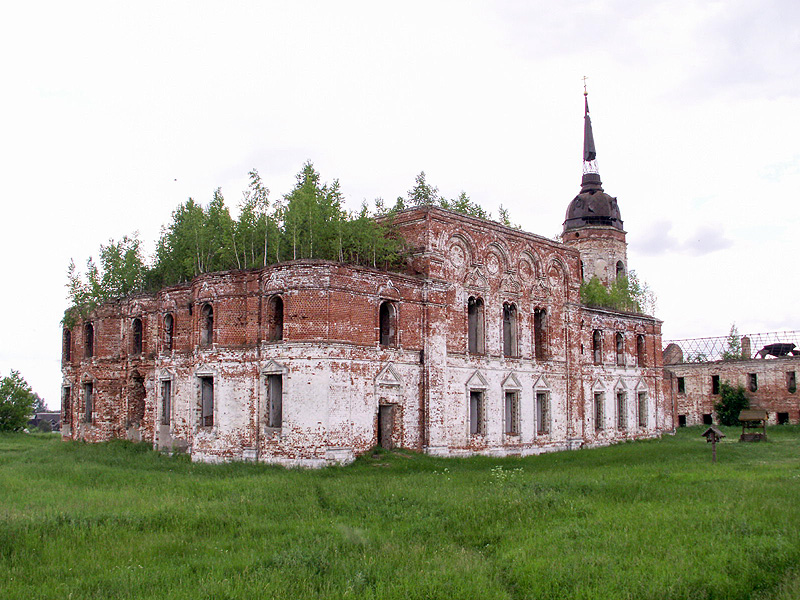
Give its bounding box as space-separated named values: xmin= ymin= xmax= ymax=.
xmin=561 ymin=86 xmax=628 ymax=287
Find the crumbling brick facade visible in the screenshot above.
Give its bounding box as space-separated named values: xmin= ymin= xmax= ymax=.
xmin=61 ymin=206 xmax=669 ymax=465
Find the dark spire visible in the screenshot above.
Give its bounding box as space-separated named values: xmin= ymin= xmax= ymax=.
xmin=580 ymin=84 xmax=602 ymax=193
xmin=583 ymin=94 xmax=596 ymax=162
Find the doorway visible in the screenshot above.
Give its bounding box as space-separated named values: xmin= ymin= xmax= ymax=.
xmin=377 ymin=404 xmax=395 ymax=449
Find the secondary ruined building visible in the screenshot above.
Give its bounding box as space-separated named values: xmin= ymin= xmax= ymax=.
xmin=60 ymin=94 xmax=671 ymax=465
xmin=663 ymin=332 xmax=800 ymax=426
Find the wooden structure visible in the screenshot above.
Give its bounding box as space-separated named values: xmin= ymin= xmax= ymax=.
xmin=739 ymin=409 xmax=768 ymax=442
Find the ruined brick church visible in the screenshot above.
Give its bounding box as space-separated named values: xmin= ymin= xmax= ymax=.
xmin=60 ymin=95 xmax=670 ymax=465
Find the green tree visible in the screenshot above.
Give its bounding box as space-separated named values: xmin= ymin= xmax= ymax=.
xmin=579 ymin=271 xmax=656 ymax=315
xmin=721 ymin=323 xmax=742 ymax=360
xmin=0 ymin=370 xmax=37 ymax=432
xmin=407 ymin=171 xmax=439 ymax=206
xmin=714 ymin=382 xmax=750 ymax=426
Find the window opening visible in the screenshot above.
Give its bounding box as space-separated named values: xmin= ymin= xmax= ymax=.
xmin=63 ymin=329 xmax=72 ymax=362
xmin=748 ymin=373 xmax=758 ymax=393
xmin=267 ymin=374 xmax=283 ymax=428
xmin=502 ymin=303 xmax=517 ymax=357
xmin=678 ymin=415 xmax=687 ymax=427
xmin=638 ymin=392 xmax=647 ymax=428
xmin=534 ymin=308 xmax=547 ymax=360
xmin=592 ymin=330 xmax=602 ymax=365
xmin=616 ymin=261 xmax=625 ymax=280
xmin=616 ymin=391 xmax=627 ymax=429
xmin=711 ymin=375 xmax=720 ymax=395
xmin=777 ymin=412 xmax=789 ymax=425
xmin=84 ymin=322 xmax=94 ymax=358
xmin=268 ymin=296 xmax=284 ymax=341
xmin=467 ymin=297 xmax=485 ymax=355
xmin=161 ymin=380 xmax=171 ymax=426
xmin=787 ymin=371 xmax=796 ymax=394
xmin=677 ymin=377 xmax=685 ymax=394
xmin=200 ymin=304 xmax=213 ymax=346
xmin=636 ymin=335 xmax=646 ymax=366
xmin=702 ymin=414 xmax=713 ymax=425
xmin=62 ymin=386 xmax=71 ymax=421
xmin=504 ymin=391 xmax=519 ymax=434
xmin=132 ymin=318 xmax=143 ymax=355
xmin=379 ymin=301 xmax=397 ymax=347
xmin=164 ymin=314 xmax=174 ymax=351
xmin=536 ymin=391 xmax=550 ymax=434
xmin=469 ymin=390 xmax=484 ymax=435
xmin=200 ymin=376 xmax=214 ymax=427
xmin=616 ymin=333 xmax=625 ymax=366
xmin=594 ymin=392 xmax=604 ymax=430
xmin=83 ymin=382 xmax=94 ymax=423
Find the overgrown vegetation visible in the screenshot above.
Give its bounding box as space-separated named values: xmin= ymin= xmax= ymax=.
xmin=64 ymin=165 xmax=515 ymax=324
xmin=722 ymin=323 xmax=743 ymax=360
xmin=715 ymin=381 xmax=750 ymax=426
xmin=579 ymin=271 xmax=656 ymax=314
xmin=0 ymin=371 xmax=37 ymax=432
xmin=2 ymin=428 xmax=800 ymax=599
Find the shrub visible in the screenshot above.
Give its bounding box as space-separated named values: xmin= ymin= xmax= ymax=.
xmin=714 ymin=382 xmax=749 ymax=426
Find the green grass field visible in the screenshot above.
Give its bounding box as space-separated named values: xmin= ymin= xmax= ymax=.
xmin=2 ymin=427 xmax=799 ymax=599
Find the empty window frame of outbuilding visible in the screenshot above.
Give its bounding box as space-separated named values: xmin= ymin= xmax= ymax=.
xmin=469 ymin=390 xmax=485 ymax=435
xmin=160 ymin=380 xmax=171 ymax=426
xmin=533 ymin=308 xmax=547 ymax=360
xmin=199 ymin=376 xmax=214 ymax=427
xmin=748 ymin=373 xmax=758 ymax=393
xmin=788 ymin=371 xmax=797 ymax=394
xmin=163 ymin=313 xmax=174 ymax=351
xmin=132 ymin=318 xmax=143 ymax=355
xmin=200 ymin=304 xmax=214 ymax=347
xmin=379 ymin=300 xmax=397 ymax=347
xmin=711 ymin=375 xmax=720 ymax=395
xmin=268 ymin=296 xmax=284 ymax=342
xmin=677 ymin=376 xmax=685 ymax=394
xmin=266 ymin=374 xmax=283 ymax=429
xmin=83 ymin=382 xmax=93 ymax=423
xmin=467 ymin=297 xmax=485 ymax=355
xmin=594 ymin=392 xmax=604 ymax=430
xmin=502 ymin=303 xmax=518 ymax=358
xmin=536 ymin=391 xmax=550 ymax=434
xmin=616 ymin=391 xmax=627 ymax=429
xmin=504 ymin=391 xmax=519 ymax=434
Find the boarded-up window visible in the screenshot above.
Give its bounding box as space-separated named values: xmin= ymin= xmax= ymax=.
xmin=467 ymin=297 xmax=485 ymax=355
xmin=267 ymin=374 xmax=283 ymax=428
xmin=132 ymin=318 xmax=143 ymax=355
xmin=200 ymin=376 xmax=214 ymax=427
xmin=534 ymin=309 xmax=547 ymax=361
xmin=200 ymin=304 xmax=213 ymax=346
xmin=617 ymin=391 xmax=627 ymax=429
xmin=379 ymin=301 xmax=397 ymax=347
xmin=164 ymin=313 xmax=174 ymax=351
xmin=83 ymin=382 xmax=93 ymax=423
xmin=616 ymin=333 xmax=625 ymax=366
xmin=594 ymin=392 xmax=604 ymax=431
xmin=504 ymin=391 xmax=519 ymax=434
xmin=593 ymin=330 xmax=602 ymax=365
xmin=469 ymin=391 xmax=484 ymax=435
xmin=638 ymin=392 xmax=648 ymax=428
xmin=536 ymin=391 xmax=550 ymax=434
xmin=62 ymin=386 xmax=71 ymax=422
xmin=161 ymin=380 xmax=171 ymax=426
xmin=84 ymin=322 xmax=94 ymax=358
xmin=268 ymin=296 xmax=283 ymax=341
xmin=129 ymin=375 xmax=146 ymax=426
xmin=63 ymin=329 xmax=72 ymax=362
xmin=636 ymin=334 xmax=646 ymax=366
xmin=502 ymin=303 xmax=517 ymax=357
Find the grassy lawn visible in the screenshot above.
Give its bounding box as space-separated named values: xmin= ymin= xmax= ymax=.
xmin=1 ymin=427 xmax=800 ymax=599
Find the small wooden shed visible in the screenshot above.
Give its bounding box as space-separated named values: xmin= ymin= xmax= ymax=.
xmin=739 ymin=409 xmax=768 ymax=442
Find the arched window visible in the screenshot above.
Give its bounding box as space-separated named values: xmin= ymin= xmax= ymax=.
xmin=164 ymin=313 xmax=174 ymax=351
xmin=63 ymin=329 xmax=72 ymax=362
xmin=616 ymin=261 xmax=625 ymax=280
xmin=502 ymin=303 xmax=517 ymax=357
xmin=534 ymin=308 xmax=547 ymax=361
xmin=84 ymin=322 xmax=94 ymax=359
xmin=467 ymin=297 xmax=485 ymax=355
xmin=200 ymin=304 xmax=213 ymax=347
xmin=636 ymin=334 xmax=646 ymax=367
xmin=615 ymin=332 xmax=625 ymax=366
xmin=132 ymin=318 xmax=143 ymax=355
xmin=592 ymin=329 xmax=602 ymax=365
xmin=268 ymin=296 xmax=284 ymax=341
xmin=379 ymin=300 xmax=397 ymax=347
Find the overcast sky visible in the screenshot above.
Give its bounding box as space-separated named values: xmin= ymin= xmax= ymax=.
xmin=2 ymin=0 xmax=799 ymax=408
